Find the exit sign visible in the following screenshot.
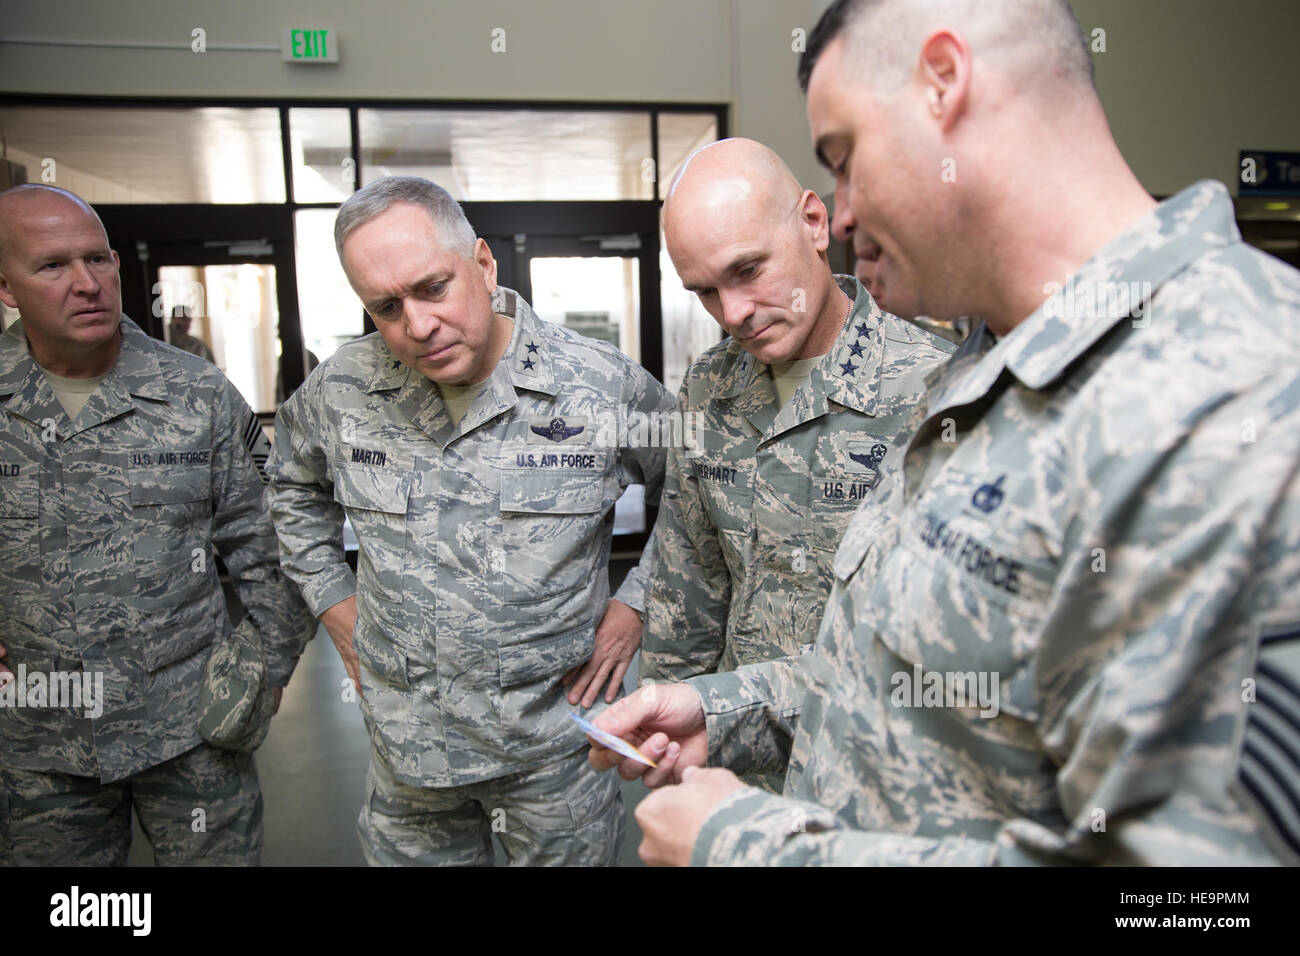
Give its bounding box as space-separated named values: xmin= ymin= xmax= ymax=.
xmin=281 ymin=27 xmax=338 ymax=63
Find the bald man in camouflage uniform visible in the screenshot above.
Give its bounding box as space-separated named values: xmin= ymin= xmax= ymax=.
xmin=0 ymin=185 xmax=312 ymax=866
xmin=643 ymin=139 xmax=953 ymax=676
xmin=269 ymin=177 xmax=672 ymax=866
xmin=641 ymin=139 xmax=953 ymax=792
xmin=590 ymin=0 xmax=1300 ymax=866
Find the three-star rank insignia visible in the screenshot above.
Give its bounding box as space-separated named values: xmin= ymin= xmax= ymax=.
xmin=527 ymin=415 xmax=589 ymax=444
xmin=833 ymin=314 xmax=874 ymax=382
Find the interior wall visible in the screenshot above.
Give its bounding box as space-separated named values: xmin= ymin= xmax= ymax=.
xmin=1 ymin=0 xmax=1296 ymax=201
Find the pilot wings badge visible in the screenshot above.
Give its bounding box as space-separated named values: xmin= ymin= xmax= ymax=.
xmin=527 ymin=415 xmax=590 ymax=444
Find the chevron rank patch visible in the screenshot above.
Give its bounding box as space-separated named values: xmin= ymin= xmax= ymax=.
xmin=1236 ymin=624 xmax=1300 ymax=864
xmin=244 ymin=410 xmax=271 ymax=485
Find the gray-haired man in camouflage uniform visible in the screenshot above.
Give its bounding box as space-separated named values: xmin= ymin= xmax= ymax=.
xmin=0 ymin=185 xmax=313 ymax=865
xmin=589 ymin=0 xmax=1300 ymax=866
xmin=268 ymin=176 xmax=673 ymax=865
xmin=640 ymin=138 xmax=954 ymax=791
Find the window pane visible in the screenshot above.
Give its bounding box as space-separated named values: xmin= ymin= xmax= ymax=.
xmin=0 ymin=106 xmax=285 ymax=203
xmin=158 ymin=263 xmax=280 ymax=414
xmin=295 ymin=209 xmax=364 ymax=365
xmin=359 ymin=109 xmax=653 ymax=200
xmin=656 ymin=112 xmax=719 ymax=200
xmin=659 ymin=222 xmax=721 ymax=398
xmin=289 ymin=108 xmax=355 ymax=203
xmin=529 ymin=255 xmax=645 ymax=534
xmin=529 ymin=256 xmax=640 ymax=363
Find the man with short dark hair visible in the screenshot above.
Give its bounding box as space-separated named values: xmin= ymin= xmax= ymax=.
xmin=591 ymin=0 xmax=1300 ymax=867
xmin=0 ymin=184 xmax=311 ymax=865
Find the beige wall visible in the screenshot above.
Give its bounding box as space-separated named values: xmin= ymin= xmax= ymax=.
xmin=1072 ymin=0 xmax=1300 ymax=196
xmin=1 ymin=0 xmax=1296 ymax=199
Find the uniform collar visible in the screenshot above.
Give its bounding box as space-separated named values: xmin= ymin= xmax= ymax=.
xmin=719 ymin=274 xmax=882 ymax=443
xmin=367 ymin=287 xmax=550 ymax=449
xmin=1 ymin=315 xmax=168 ymax=438
xmin=502 ymin=288 xmax=559 ymax=397
xmin=925 ymin=180 xmax=1240 ymax=420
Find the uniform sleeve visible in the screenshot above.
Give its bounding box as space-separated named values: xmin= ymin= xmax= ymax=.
xmin=266 ymin=370 xmax=357 ymax=618
xmin=610 ymin=362 xmax=675 ymax=612
xmin=639 ymin=378 xmax=733 ymax=682
xmin=691 ymin=371 xmax=1300 ymax=866
xmin=612 ymin=526 xmax=656 ymax=614
xmin=208 ymin=379 xmax=313 ymax=688
xmin=689 ymin=657 xmax=805 ymax=776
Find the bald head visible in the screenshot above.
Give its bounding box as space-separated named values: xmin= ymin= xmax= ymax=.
xmin=664 ymin=138 xmax=805 ymax=237
xmin=661 ymin=138 xmax=848 ymax=366
xmin=0 ymin=183 xmax=123 ymax=374
xmin=0 ymin=184 xmax=107 ymax=265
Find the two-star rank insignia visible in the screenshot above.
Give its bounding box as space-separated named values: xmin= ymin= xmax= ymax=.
xmin=518 ymin=340 xmax=541 ymax=374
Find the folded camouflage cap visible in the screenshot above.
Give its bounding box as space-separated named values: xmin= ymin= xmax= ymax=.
xmin=197 ymin=616 xmax=274 ymax=753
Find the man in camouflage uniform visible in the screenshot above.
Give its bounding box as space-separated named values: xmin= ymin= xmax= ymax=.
xmin=0 ymin=184 xmax=312 ymax=866
xmin=588 ymin=0 xmax=1300 ymax=866
xmin=268 ymin=176 xmax=672 ymax=866
xmin=641 ymin=138 xmax=954 ymax=791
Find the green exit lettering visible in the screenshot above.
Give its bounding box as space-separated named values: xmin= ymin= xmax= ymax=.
xmin=292 ymin=29 xmax=329 ymax=59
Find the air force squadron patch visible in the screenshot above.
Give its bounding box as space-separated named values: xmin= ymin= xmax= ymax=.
xmin=527 ymin=416 xmax=589 ymax=445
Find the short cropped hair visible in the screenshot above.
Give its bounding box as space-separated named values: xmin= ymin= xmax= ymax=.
xmin=798 ymin=0 xmax=1095 ymax=95
xmin=333 ymin=176 xmax=476 ymax=261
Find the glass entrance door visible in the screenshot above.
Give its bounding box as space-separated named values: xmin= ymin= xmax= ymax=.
xmin=154 ymin=259 xmax=282 ymax=414
xmin=490 ymin=233 xmax=652 ymax=541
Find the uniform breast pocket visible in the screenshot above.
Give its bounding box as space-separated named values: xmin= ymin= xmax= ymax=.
xmin=0 ymin=476 xmax=40 ymax=581
xmin=873 ymin=508 xmax=1055 ymax=724
xmin=810 ymin=471 xmax=876 ymax=554
xmin=128 ymin=459 xmax=214 ymax=604
xmin=499 ymin=455 xmax=608 ymax=607
xmin=128 ymin=459 xmax=210 ymax=515
xmin=697 ymin=474 xmax=754 ymax=584
xmin=334 ymin=464 xmax=413 ymax=605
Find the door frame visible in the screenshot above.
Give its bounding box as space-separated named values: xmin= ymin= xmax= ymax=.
xmin=96 ymin=203 xmax=307 ymax=389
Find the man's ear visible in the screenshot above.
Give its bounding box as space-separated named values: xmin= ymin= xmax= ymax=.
xmin=474 ymin=238 xmax=498 ymax=296
xmin=799 ymin=189 xmax=833 ymax=255
xmin=916 ymin=29 xmax=971 ymax=134
xmin=0 ymin=266 xmax=18 ymax=311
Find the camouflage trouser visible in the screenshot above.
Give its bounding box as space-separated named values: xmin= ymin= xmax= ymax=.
xmin=0 ymin=743 xmax=262 ymax=866
xmin=358 ymin=746 xmax=623 ymax=866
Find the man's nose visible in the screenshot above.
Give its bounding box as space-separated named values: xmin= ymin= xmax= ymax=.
xmin=830 ymin=183 xmax=856 ymax=243
xmin=717 ymin=289 xmax=754 ymax=333
xmin=404 ymin=301 xmax=440 ymax=340
xmin=69 ymin=259 xmax=101 ymax=294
